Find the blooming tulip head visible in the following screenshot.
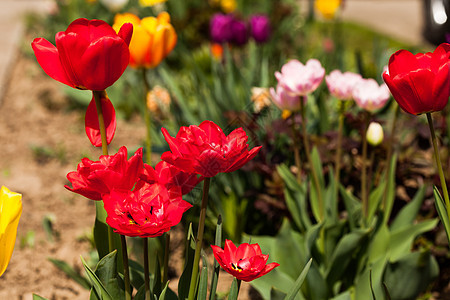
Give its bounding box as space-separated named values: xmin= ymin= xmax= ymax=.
xmin=0 ymin=186 xmax=22 ymax=277
xmin=325 ymin=70 xmax=362 ymax=100
xmin=250 ymin=15 xmax=271 ymax=43
xmin=275 ymin=59 xmax=325 ymax=96
xmin=210 ymin=13 xmax=234 ymax=44
xmin=270 ymin=83 xmax=302 ymax=112
xmin=161 ymin=120 xmax=261 ymax=178
xmin=211 ymin=239 xmax=279 ymax=282
xmin=32 ymin=18 xmax=132 ymax=91
xmin=231 ymin=18 xmax=249 ymax=46
xmin=104 ymin=182 xmax=192 ymax=238
xmin=65 ymin=147 xmax=143 ymax=200
xmin=353 ymin=78 xmax=390 ymax=112
xmin=113 ymin=12 xmax=177 ymax=69
xmin=315 ymin=0 xmax=342 ymax=19
xmin=383 ymin=43 xmax=450 ymax=115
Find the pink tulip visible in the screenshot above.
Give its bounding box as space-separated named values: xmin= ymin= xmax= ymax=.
xmin=353 ymin=78 xmax=390 ymax=112
xmin=325 ymin=70 xmax=362 ymax=100
xmin=275 ymin=59 xmax=325 ymax=96
xmin=269 ymin=83 xmax=303 ymax=111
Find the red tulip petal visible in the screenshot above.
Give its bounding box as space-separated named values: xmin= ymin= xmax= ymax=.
xmin=31 ymin=38 xmax=74 ymax=88
xmin=118 ymin=22 xmax=134 ymax=46
xmin=199 ymin=120 xmax=226 ymax=146
xmin=85 ymin=94 xmax=116 ymax=147
xmin=236 ymin=243 xmax=257 ymax=260
xmin=432 ymin=63 xmax=450 ymax=112
xmin=79 ymin=36 xmax=130 ymax=90
xmin=224 ymin=239 xmax=238 ymax=263
xmin=161 ymin=128 xmax=183 ymax=156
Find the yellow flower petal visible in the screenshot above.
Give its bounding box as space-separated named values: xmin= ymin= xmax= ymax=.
xmin=139 ymin=0 xmax=167 ymax=7
xmin=129 ymin=25 xmax=152 ymax=67
xmin=0 ymin=186 xmax=22 ymax=277
xmin=315 ymin=0 xmax=341 ymax=19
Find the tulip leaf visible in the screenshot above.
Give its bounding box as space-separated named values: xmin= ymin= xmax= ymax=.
xmin=32 ymin=295 xmax=49 ymax=300
xmin=325 ymin=229 xmax=370 ymax=287
xmin=384 ymin=250 xmax=439 ymax=299
xmin=228 ymin=278 xmax=239 ymax=300
xmin=310 ymin=147 xmax=325 ymax=223
xmin=271 ymin=287 xmax=287 ymax=300
xmin=340 ymin=185 xmax=362 ymax=230
xmin=197 ymin=253 xmax=208 ymax=300
xmin=48 ymin=258 xmax=91 ymax=290
xmin=324 ymin=168 xmax=338 ymax=223
xmin=134 ymin=285 xmax=146 ymax=300
xmin=284 ymin=258 xmax=312 ymax=300
xmin=81 ymin=256 xmax=113 ymax=300
xmin=389 ymin=219 xmax=438 ymax=262
xmin=129 ymin=259 xmax=145 ymax=291
xmin=354 ymin=257 xmax=388 ymax=300
xmin=159 ymin=280 xmax=177 ymax=300
xmin=209 ymin=215 xmax=222 ymax=300
xmin=178 ymin=223 xmax=196 ymax=300
xmin=382 ymin=153 xmax=397 ymax=224
xmin=433 ymin=186 xmax=450 ymax=244
xmin=276 ymin=164 xmax=311 ymax=232
xmin=367 ymin=180 xmax=386 ymax=224
xmin=390 ymin=185 xmax=426 ymax=231
xmin=367 ymin=223 xmax=389 ymax=263
xmin=93 ymin=250 xmax=124 ymax=300
xmin=330 ymin=291 xmax=351 ymax=300
xmin=152 ymin=254 xmax=162 ymax=297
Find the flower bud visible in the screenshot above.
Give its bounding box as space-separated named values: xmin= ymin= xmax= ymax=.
xmin=366 ymin=122 xmax=384 ymax=146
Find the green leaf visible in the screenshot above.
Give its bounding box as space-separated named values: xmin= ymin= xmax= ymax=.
xmin=81 ymin=255 xmax=113 ymax=300
xmin=310 ymin=147 xmax=325 ymax=223
xmin=367 ymin=180 xmax=385 ymax=224
xmin=390 ymin=185 xmax=426 ymax=231
xmin=326 ymin=229 xmax=370 ymax=286
xmin=284 ymin=258 xmax=312 ymax=300
xmin=228 ymin=278 xmax=239 ymax=300
xmin=355 ymin=257 xmax=388 ymax=300
xmin=159 ymin=281 xmax=178 ymax=300
xmin=389 ymin=219 xmax=438 ymax=262
xmin=129 ymin=259 xmax=145 ymax=291
xmin=94 ymin=250 xmax=124 ymax=300
xmin=197 ymin=253 xmax=208 ymax=300
xmin=340 ymin=186 xmax=362 ymax=230
xmin=271 ymin=287 xmax=287 ymax=300
xmin=367 ymin=224 xmax=389 ymax=263
xmin=324 ymin=168 xmax=338 ymax=223
xmin=382 ymin=153 xmax=398 ymax=224
xmin=33 ymin=295 xmax=49 ymax=300
xmin=209 ymin=215 xmax=222 ymax=300
xmin=178 ymin=223 xmax=196 ymax=300
xmin=433 ymin=186 xmax=450 ymax=244
xmin=48 ymin=258 xmax=91 ymax=289
xmin=384 ymin=250 xmax=439 ymax=299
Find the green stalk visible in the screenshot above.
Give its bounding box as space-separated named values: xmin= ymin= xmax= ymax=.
xmin=144 ymin=238 xmax=150 ymax=300
xmin=121 ymin=235 xmax=131 ymax=300
xmin=188 ymin=177 xmax=211 ymax=300
xmin=141 ymin=69 xmax=152 ymax=164
xmin=163 ymin=232 xmax=170 ymax=285
xmin=334 ymin=100 xmax=345 ymax=197
xmin=300 ymin=98 xmax=323 ymax=219
xmin=382 ymin=103 xmax=399 ymax=212
xmin=426 ymin=113 xmax=450 ymax=223
xmin=290 ymin=115 xmax=302 ymax=183
xmin=92 ymin=90 xmax=114 ymax=253
xmin=361 ymin=111 xmax=370 ymax=219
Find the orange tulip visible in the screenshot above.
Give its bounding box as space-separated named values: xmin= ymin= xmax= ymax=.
xmin=113 ymin=12 xmax=177 ymax=68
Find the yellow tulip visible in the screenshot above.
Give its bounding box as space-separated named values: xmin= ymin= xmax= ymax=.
xmin=315 ymin=0 xmax=341 ymax=20
xmin=220 ymin=0 xmax=236 ymax=13
xmin=139 ymin=0 xmax=167 ymax=7
xmin=113 ymin=12 xmax=177 ymax=69
xmin=0 ymin=186 xmax=22 ymax=277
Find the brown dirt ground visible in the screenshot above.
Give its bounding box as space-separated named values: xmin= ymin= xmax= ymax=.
xmin=0 ymin=53 xmax=253 ymax=299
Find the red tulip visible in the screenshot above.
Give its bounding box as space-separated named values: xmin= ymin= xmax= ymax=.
xmin=161 ymin=120 xmax=261 ymax=177
xmin=103 ymin=182 xmax=192 ymax=237
xmin=383 ymin=43 xmax=450 ymax=115
xmin=85 ymin=93 xmax=116 ymax=147
xmin=140 ymin=161 xmax=203 ymax=196
xmin=65 ymin=147 xmax=143 ymax=200
xmin=32 ymin=18 xmax=132 ymax=91
xmin=211 ymin=239 xmax=279 ymax=282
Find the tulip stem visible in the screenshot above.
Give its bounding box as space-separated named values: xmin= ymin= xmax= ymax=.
xmin=163 ymin=232 xmax=170 ymax=285
xmin=334 ymin=100 xmax=345 ymax=198
xmin=188 ymin=177 xmax=211 ymax=300
xmin=382 ymin=103 xmax=399 ymax=221
xmin=142 ymin=69 xmax=153 ymax=164
xmin=426 ymin=113 xmax=450 ymax=224
xmin=291 ymin=116 xmax=302 ymax=183
xmin=361 ymin=112 xmax=370 ymax=220
xmin=300 ymin=98 xmax=323 ymax=220
xmin=144 ymin=237 xmax=150 ymax=300
xmin=121 ymin=235 xmax=131 ymax=300
xmin=93 ymin=90 xmax=114 ymax=254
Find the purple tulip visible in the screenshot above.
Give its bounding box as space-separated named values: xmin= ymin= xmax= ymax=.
xmin=231 ymin=19 xmax=249 ymax=46
xmin=250 ymin=15 xmax=271 ymax=43
xmin=210 ymin=13 xmax=234 ymax=43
